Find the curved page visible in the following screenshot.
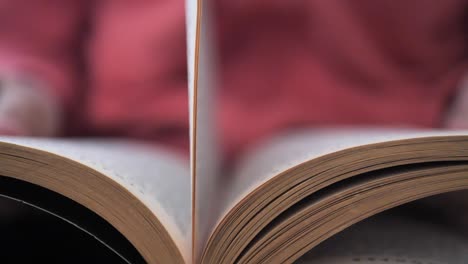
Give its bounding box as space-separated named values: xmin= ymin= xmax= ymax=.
xmin=0 ymin=137 xmax=191 ymax=262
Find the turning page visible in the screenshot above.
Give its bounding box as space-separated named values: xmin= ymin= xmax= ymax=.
xmin=185 ymin=0 xmax=198 ymax=261
xmin=186 ymin=0 xmax=221 ymax=261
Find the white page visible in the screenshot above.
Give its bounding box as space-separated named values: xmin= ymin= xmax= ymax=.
xmin=186 ymin=0 xmax=221 ymax=262
xmin=185 ymin=0 xmax=199 ymax=261
xmin=297 ymin=213 xmax=467 ymax=263
xmin=221 ymin=128 xmax=468 ymax=221
xmin=0 ymin=137 xmax=191 ymax=259
xmin=185 ymin=0 xmax=198 ymax=140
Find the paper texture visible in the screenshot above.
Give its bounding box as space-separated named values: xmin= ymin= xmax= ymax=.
xmin=221 ymin=128 xmax=468 ymax=221
xmin=186 ymin=0 xmax=221 ymax=261
xmin=298 ymin=213 xmax=467 ymax=263
xmin=0 ymin=137 xmax=191 ymax=255
xmin=186 ymin=0 xmax=198 ymax=160
xmin=186 ymin=0 xmax=199 ymax=261
xmin=193 ymin=4 xmax=222 ymax=263
xmin=185 ymin=0 xmax=199 ymax=260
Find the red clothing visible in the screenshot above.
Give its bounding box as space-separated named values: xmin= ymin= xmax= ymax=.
xmin=0 ymin=1 xmax=467 ymax=158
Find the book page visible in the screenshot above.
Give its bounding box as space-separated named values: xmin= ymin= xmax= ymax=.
xmin=185 ymin=0 xmax=199 ymax=261
xmin=186 ymin=0 xmax=222 ymax=261
xmin=0 ymin=137 xmax=191 ymax=258
xmin=186 ymin=0 xmax=198 ymax=148
xmin=297 ymin=212 xmax=466 ymax=263
xmin=220 ymin=128 xmax=468 ymax=221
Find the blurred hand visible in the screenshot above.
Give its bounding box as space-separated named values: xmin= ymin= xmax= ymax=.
xmin=0 ymin=73 xmax=61 ymax=137
xmin=444 ymin=76 xmax=468 ymax=129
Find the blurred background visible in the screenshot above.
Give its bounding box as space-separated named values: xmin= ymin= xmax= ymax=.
xmin=0 ymin=1 xmax=467 ymax=159
xmin=0 ymin=0 xmax=467 ymax=263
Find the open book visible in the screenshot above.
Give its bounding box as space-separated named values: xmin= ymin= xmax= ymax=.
xmin=5 ymin=130 xmax=468 ymax=263
xmin=1 ymin=1 xmax=467 ymax=264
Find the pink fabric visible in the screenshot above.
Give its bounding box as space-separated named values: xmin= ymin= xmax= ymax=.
xmin=0 ymin=0 xmax=467 ymax=158
xmin=0 ymin=1 xmax=87 ymax=109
